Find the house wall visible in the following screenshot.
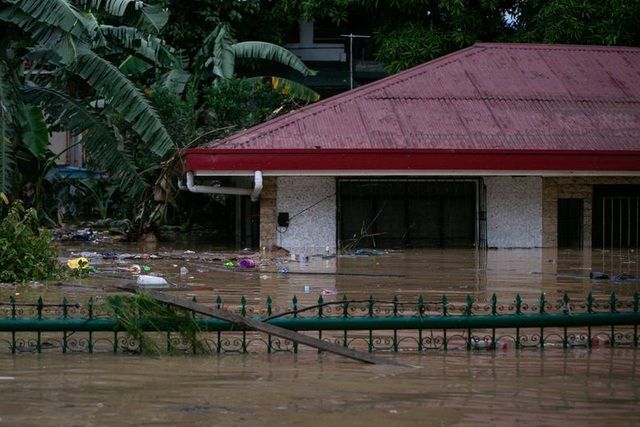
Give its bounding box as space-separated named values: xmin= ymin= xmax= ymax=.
xmin=276 ymin=176 xmax=336 ymax=254
xmin=49 ymin=132 xmax=69 ymax=165
xmin=485 ymin=176 xmax=543 ymax=248
xmin=541 ymin=177 xmax=640 ymax=247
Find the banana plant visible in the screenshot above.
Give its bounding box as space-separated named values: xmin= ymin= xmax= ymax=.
xmin=0 ymin=0 xmax=175 ymax=200
xmin=194 ymin=23 xmax=320 ymax=102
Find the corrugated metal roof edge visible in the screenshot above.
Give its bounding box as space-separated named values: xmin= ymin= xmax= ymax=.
xmin=475 ymin=42 xmax=640 ymax=53
xmin=203 ymin=44 xmax=483 ymax=148
xmin=204 ymin=42 xmax=640 ymax=149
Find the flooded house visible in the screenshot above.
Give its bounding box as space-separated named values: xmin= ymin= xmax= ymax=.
xmin=183 ymin=43 xmax=640 ymax=254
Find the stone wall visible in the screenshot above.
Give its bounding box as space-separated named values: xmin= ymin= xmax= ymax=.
xmin=541 ymin=177 xmax=640 ymax=247
xmin=485 ymin=177 xmax=543 ymax=248
xmin=276 ymin=176 xmax=337 ymax=254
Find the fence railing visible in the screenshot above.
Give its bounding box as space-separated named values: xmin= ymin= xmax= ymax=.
xmin=0 ymin=291 xmax=639 ymax=354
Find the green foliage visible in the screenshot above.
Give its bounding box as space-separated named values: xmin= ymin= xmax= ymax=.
xmin=204 ymin=78 xmax=294 ymax=132
xmin=17 ymin=105 xmax=48 ymax=160
xmin=158 ymin=0 xmax=263 ymax=58
xmin=148 ymin=86 xmax=199 ymax=147
xmin=273 ymin=0 xmax=353 ymax=25
xmin=272 ymin=0 xmax=640 ymax=74
xmin=514 ymin=0 xmax=640 ymax=46
xmin=0 ymin=0 xmax=176 ymax=202
xmin=375 ymin=23 xmax=446 ymax=74
xmin=105 ymin=293 xmax=210 ymax=355
xmin=0 ymin=200 xmax=62 ymax=283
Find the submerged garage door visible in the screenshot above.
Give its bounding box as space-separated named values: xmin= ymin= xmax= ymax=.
xmin=338 ymin=179 xmax=480 ymax=249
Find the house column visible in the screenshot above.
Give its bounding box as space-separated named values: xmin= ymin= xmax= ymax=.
xmin=259 ymin=176 xmax=278 ymax=250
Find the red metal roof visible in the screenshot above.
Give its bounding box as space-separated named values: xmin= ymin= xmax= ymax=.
xmin=187 ymin=43 xmax=640 ymax=173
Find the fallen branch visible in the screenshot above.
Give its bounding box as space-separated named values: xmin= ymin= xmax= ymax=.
xmin=117 ymin=283 xmax=408 ymax=366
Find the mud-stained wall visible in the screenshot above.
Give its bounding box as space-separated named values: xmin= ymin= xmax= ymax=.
xmin=485 ymin=177 xmax=543 ymax=248
xmin=276 ymin=177 xmax=336 ymax=253
xmin=541 ymin=177 xmax=640 ymax=247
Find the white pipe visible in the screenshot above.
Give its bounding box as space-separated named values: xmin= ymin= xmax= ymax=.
xmin=182 ymin=171 xmax=263 ymax=201
xmin=250 ymin=171 xmax=263 ymax=202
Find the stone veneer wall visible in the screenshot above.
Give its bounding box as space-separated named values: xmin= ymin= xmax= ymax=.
xmin=259 ymin=176 xmax=277 ymax=250
xmin=276 ymin=176 xmax=336 ymax=254
xmin=541 ymin=177 xmax=640 ymax=247
xmin=485 ymin=177 xmax=543 ymax=248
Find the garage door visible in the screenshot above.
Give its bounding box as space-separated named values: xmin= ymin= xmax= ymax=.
xmin=338 ymin=179 xmax=480 ymax=249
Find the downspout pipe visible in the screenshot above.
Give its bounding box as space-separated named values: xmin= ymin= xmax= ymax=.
xmin=181 ymin=171 xmax=263 ymax=202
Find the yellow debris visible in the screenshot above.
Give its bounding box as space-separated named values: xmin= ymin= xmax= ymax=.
xmin=67 ymin=257 xmax=90 ymax=270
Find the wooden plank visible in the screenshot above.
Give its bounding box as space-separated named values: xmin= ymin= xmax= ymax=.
xmin=118 ymin=284 xmax=406 ymax=366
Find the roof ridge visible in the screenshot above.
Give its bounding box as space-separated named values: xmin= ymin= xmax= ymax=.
xmin=475 ymin=42 xmax=640 ymax=53
xmin=367 ymin=94 xmax=640 ymax=104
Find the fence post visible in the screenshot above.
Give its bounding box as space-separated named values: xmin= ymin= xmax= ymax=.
xmin=586 ymin=292 xmax=594 ymax=348
xmin=192 ymin=296 xmax=198 ymax=355
xmin=368 ymin=295 xmax=374 ymax=353
xmin=515 ymin=294 xmax=522 ymax=349
xmin=610 ymin=292 xmax=618 ymax=347
xmin=10 ymin=296 xmax=16 ymax=354
xmin=317 ymin=295 xmax=323 ymax=354
xmin=562 ymin=292 xmax=570 ymax=349
xmin=417 ymin=295 xmax=424 ymax=352
xmin=88 ymin=297 xmax=94 ymax=353
xmin=216 ymin=296 xmax=222 ymax=354
xmin=342 ymin=295 xmax=349 ymax=348
xmin=241 ymin=296 xmax=247 ymax=354
xmin=491 ymin=293 xmax=497 ymax=350
xmin=539 ymin=293 xmax=547 ymax=349
xmin=36 ymin=296 xmax=43 ymax=353
xmin=441 ymin=294 xmax=448 ymax=351
xmin=465 ymin=295 xmax=473 ymax=351
xmin=62 ymin=297 xmax=68 ymax=354
xmin=292 ymin=296 xmax=298 ymax=354
xmin=634 ymin=292 xmax=639 ymax=348
xmin=393 ymin=295 xmax=399 ymax=352
xmin=267 ymin=296 xmax=273 ymax=354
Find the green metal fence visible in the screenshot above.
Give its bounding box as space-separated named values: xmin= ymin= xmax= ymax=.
xmin=0 ymin=291 xmax=639 ymax=354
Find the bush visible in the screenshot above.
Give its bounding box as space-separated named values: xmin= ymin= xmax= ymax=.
xmin=0 ymin=201 xmax=62 ymax=283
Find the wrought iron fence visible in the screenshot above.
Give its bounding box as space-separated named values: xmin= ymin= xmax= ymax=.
xmin=0 ymin=291 xmax=639 ymax=354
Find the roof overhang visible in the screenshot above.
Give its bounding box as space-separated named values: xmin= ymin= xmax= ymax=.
xmin=184 ymin=149 xmax=640 ymax=177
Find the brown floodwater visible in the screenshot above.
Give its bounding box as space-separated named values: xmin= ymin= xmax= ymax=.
xmin=1 ymin=245 xmax=640 ymax=425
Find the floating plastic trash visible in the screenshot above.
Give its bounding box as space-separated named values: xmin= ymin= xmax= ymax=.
xmin=78 ymin=251 xmax=100 ymax=259
xmin=224 ymin=261 xmax=234 ymax=269
xmin=279 ymin=267 xmax=289 ymax=274
xmin=613 ymin=273 xmax=637 ymax=281
xmin=354 ymin=249 xmax=379 ymax=256
xmin=136 ymin=275 xmax=169 ymax=287
xmin=321 ymin=288 xmax=337 ymax=296
xmin=239 ymin=259 xmax=256 ymax=268
xmin=180 ymin=266 xmax=189 ymax=275
xmin=72 ymin=230 xmax=93 ymax=241
xmin=67 ymin=257 xmax=89 ymax=270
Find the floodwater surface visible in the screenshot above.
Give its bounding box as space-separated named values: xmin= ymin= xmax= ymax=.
xmin=1 ymin=246 xmax=640 ymax=425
